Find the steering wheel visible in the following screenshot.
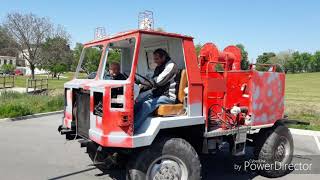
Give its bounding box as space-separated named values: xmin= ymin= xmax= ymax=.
xmin=136 ymin=73 xmax=153 ymax=87
xmin=123 ymin=72 xmax=153 ymax=87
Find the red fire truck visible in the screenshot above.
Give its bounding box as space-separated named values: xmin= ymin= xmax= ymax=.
xmin=58 ymin=29 xmax=293 ymax=180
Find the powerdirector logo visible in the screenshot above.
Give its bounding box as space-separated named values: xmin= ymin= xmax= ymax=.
xmin=233 ymin=155 xmax=320 ymax=174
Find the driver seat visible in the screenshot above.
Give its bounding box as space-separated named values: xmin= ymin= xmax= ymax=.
xmin=155 ymin=69 xmax=187 ymax=116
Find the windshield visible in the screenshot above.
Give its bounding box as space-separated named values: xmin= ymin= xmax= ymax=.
xmin=75 ymin=45 xmax=104 ymax=79
xmin=75 ymin=38 xmax=136 ymax=80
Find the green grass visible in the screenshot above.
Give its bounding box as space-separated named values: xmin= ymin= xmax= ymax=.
xmin=14 ymin=72 xmax=75 ymax=90
xmin=0 ymin=91 xmax=64 ymax=118
xmin=14 ymin=72 xmax=88 ymax=90
xmin=0 ymin=72 xmax=80 ymax=119
xmin=285 ymin=72 xmax=320 ymax=130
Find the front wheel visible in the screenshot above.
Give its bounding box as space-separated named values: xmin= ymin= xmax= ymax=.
xmin=254 ymin=125 xmax=294 ymax=178
xmin=126 ymin=138 xmax=201 ymax=180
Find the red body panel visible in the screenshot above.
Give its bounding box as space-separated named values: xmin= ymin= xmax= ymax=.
xmin=250 ymin=71 xmax=285 ymax=125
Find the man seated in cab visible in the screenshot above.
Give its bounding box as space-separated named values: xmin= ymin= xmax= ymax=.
xmin=134 ymin=48 xmax=178 ymax=130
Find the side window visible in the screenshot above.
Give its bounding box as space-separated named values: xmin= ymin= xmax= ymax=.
xmin=102 ymin=47 xmax=122 ymax=80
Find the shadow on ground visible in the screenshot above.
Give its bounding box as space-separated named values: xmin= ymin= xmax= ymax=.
xmin=48 ymin=147 xmax=261 ymax=180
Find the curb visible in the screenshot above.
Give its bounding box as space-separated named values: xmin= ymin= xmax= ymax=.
xmin=289 ymin=128 xmax=320 ymax=137
xmin=0 ymin=110 xmax=63 ymax=123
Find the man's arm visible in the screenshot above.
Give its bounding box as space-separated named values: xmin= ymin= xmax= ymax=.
xmin=152 ymin=60 xmax=178 ymax=87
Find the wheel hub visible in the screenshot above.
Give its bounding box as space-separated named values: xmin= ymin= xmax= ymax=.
xmin=274 ymin=137 xmax=289 ymax=163
xmin=148 ymin=155 xmax=188 ymax=180
xmin=152 ymin=160 xmax=181 ymax=180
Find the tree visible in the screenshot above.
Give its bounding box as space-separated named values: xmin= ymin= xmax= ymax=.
xmin=155 ymin=27 xmax=165 ymax=32
xmin=312 ymin=51 xmax=320 ymax=72
xmin=236 ymin=44 xmax=249 ymax=70
xmin=0 ymin=26 xmax=18 ymax=56
xmin=81 ymin=46 xmax=102 ymax=74
xmin=256 ymin=52 xmax=276 ymax=64
xmin=299 ymin=52 xmax=312 ymax=72
xmin=72 ymin=44 xmax=122 ymax=74
xmin=0 ymin=64 xmax=15 ymax=74
xmin=40 ymin=37 xmax=72 ymax=79
xmin=268 ymin=51 xmax=293 ymax=73
xmin=108 ymin=48 xmax=121 ymax=64
xmin=48 ymin=64 xmax=68 ymax=79
xmin=291 ymin=52 xmax=302 ymax=73
xmin=72 ymin=44 xmax=102 ymax=74
xmin=195 ymin=43 xmax=202 ymax=57
xmin=3 ymin=13 xmax=68 ymax=79
xmin=71 ymin=43 xmax=84 ymax=71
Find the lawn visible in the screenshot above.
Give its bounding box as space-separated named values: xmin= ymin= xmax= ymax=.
xmin=14 ymin=72 xmax=75 ymax=90
xmin=285 ymin=72 xmax=320 ymax=130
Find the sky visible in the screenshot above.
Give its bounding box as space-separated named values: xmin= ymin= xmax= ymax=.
xmin=1 ymin=0 xmax=320 ymax=61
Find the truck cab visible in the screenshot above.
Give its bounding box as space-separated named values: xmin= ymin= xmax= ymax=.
xmin=62 ymin=30 xmax=204 ymax=148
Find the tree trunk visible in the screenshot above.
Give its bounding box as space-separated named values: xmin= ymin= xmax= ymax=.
xmin=30 ymin=64 xmax=35 ymax=80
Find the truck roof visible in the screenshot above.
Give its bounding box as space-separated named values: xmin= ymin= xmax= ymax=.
xmin=84 ymin=29 xmax=194 ymax=46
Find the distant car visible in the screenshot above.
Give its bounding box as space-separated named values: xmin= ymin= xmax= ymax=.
xmin=15 ymin=69 xmax=24 ymax=76
xmin=87 ymin=71 xmax=111 ymax=80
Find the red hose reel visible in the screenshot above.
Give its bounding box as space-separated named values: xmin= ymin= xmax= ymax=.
xmin=199 ymin=43 xmax=242 ymax=71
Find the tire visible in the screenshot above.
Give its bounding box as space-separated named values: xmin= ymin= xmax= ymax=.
xmin=126 ymin=138 xmax=201 ymax=180
xmin=254 ymin=125 xmax=294 ymax=178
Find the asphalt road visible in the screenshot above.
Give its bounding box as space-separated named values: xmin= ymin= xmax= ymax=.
xmin=0 ymin=114 xmax=319 ymax=180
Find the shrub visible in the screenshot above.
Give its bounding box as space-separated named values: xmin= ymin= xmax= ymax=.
xmin=0 ymin=91 xmax=64 ymax=118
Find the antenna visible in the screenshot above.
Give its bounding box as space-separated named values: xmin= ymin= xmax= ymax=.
xmin=94 ymin=27 xmax=106 ymax=39
xmin=138 ymin=10 xmax=154 ymax=30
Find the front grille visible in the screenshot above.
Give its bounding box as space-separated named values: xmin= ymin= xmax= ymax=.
xmin=75 ymin=91 xmax=90 ymax=138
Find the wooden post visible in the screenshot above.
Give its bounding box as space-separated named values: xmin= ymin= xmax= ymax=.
xmin=26 ymin=79 xmax=28 ymax=93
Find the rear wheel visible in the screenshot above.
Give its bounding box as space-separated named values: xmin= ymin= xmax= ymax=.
xmin=126 ymin=138 xmax=201 ymax=180
xmin=254 ymin=125 xmax=294 ymax=178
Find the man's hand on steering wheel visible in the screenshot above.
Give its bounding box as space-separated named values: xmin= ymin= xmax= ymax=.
xmin=135 ymin=73 xmax=154 ymax=88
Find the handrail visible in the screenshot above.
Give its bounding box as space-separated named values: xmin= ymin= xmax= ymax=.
xmin=26 ymin=78 xmax=49 ymax=93
xmin=0 ymin=75 xmax=15 ymax=89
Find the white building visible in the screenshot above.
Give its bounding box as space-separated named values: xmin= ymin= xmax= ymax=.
xmin=0 ymin=55 xmax=17 ymax=66
xmin=0 ymin=49 xmax=46 ymax=75
xmin=17 ymin=49 xmax=47 ymax=75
